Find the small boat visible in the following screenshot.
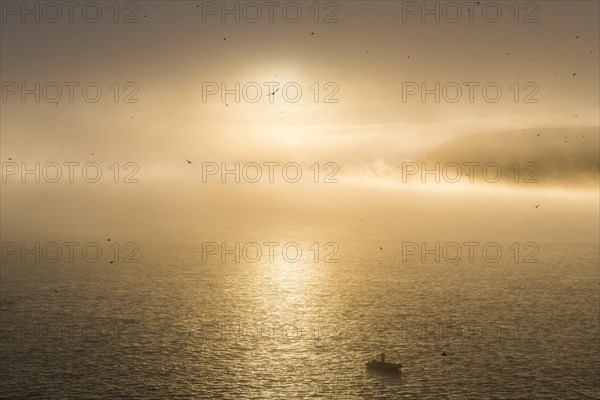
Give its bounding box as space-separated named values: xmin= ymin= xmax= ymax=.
xmin=366 ymin=359 xmax=402 ymax=373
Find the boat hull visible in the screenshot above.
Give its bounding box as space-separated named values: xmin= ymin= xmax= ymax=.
xmin=366 ymin=360 xmax=402 ymax=373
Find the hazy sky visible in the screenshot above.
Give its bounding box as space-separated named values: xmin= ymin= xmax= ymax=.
xmin=1 ymin=1 xmax=598 ymax=239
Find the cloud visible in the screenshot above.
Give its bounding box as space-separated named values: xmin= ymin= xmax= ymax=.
xmin=345 ymin=126 xmax=599 ymax=190
xmin=422 ymin=126 xmax=599 ymax=188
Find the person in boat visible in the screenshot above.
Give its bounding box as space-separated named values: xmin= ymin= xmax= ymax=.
xmin=380 ymin=353 xmax=386 ymax=363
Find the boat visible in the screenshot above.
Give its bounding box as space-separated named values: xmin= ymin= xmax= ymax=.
xmin=366 ymin=359 xmax=402 ymax=373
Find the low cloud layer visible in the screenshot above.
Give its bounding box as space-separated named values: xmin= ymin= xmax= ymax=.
xmin=421 ymin=127 xmax=599 ymax=188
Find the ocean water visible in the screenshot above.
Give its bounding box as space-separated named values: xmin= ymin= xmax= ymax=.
xmin=1 ymin=231 xmax=599 ymax=399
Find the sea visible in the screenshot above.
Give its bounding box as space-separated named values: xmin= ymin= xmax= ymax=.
xmin=1 ymin=227 xmax=599 ymax=399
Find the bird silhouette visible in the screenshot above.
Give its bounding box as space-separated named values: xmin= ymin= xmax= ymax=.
xmin=379 ymin=246 xmax=383 ymax=251
xmin=186 ymin=160 xmax=193 ymax=164
xmin=534 ymin=204 xmax=540 ymax=208
xmin=267 ymin=88 xmax=280 ymax=96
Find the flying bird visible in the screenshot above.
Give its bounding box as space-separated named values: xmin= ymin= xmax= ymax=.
xmin=267 ymin=88 xmax=280 ymax=96
xmin=186 ymin=159 xmax=193 ymax=164
xmin=534 ymin=204 xmax=540 ymax=208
